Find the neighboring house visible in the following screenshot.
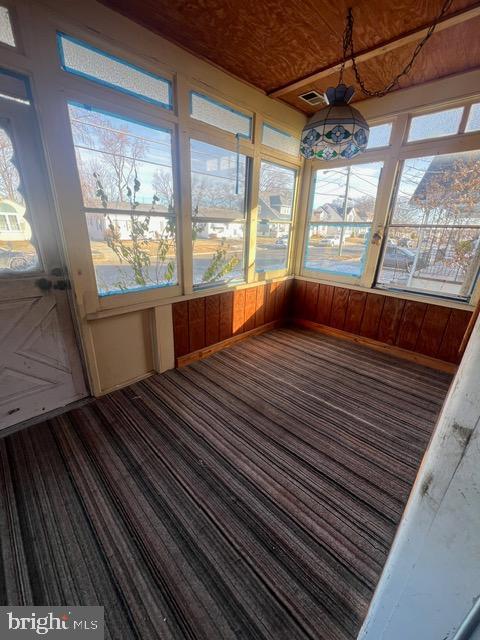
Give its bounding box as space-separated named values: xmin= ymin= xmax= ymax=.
xmin=257 ymin=195 xmax=292 ymax=237
xmin=86 ymin=201 xmax=171 ymax=241
xmin=310 ymin=203 xmax=361 ymax=235
xmin=0 ymin=198 xmax=31 ymax=242
xmin=192 ymin=206 xmax=244 ymax=240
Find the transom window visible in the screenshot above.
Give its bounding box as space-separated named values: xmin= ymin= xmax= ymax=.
xmin=377 ymin=150 xmax=480 ymax=301
xmin=0 ymin=6 xmax=15 ymax=47
xmin=190 ymin=139 xmax=248 ymax=288
xmin=190 ymin=92 xmax=252 ymax=138
xmin=304 ymin=162 xmax=383 ymax=278
xmin=67 ymin=103 xmax=177 ymax=296
xmin=58 ymin=34 xmax=172 ymax=110
xmin=256 ymin=161 xmax=296 ymax=272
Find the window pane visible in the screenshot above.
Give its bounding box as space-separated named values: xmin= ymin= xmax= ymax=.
xmin=466 ymin=103 xmax=480 ymax=133
xmin=67 ymin=104 xmax=178 ymax=296
xmin=256 ymin=222 xmax=290 ymax=272
xmin=192 ymin=222 xmax=244 ymax=286
xmin=367 ymin=123 xmax=392 ymax=148
xmin=58 ymin=34 xmax=172 ymax=109
xmin=259 ymin=161 xmax=296 ymax=221
xmin=191 ymin=92 xmax=251 ymax=138
xmin=0 ymin=125 xmax=40 ymax=273
xmin=68 ymin=103 xmax=175 ymax=213
xmin=408 ymin=108 xmax=463 ymax=142
xmin=377 ymin=226 xmax=480 ymax=300
xmin=190 ymin=139 xmax=247 ymax=220
xmin=379 ymin=150 xmax=480 ymax=300
xmin=311 ymin=162 xmax=383 ymax=224
xmin=262 ymin=124 xmax=299 ymax=156
xmin=392 ymin=152 xmax=480 ymax=226
xmin=0 ymin=6 xmax=15 ymax=47
xmin=87 ymin=213 xmax=177 ymax=296
xmin=305 ymin=224 xmax=371 ymax=276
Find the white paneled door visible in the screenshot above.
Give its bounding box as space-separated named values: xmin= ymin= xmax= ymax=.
xmin=0 ymin=74 xmax=87 ymax=430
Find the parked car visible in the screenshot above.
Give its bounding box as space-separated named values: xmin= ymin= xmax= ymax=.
xmin=318 ymin=235 xmax=340 ymax=247
xmin=273 ymin=237 xmax=287 ymax=248
xmin=382 ymin=244 xmax=415 ymax=272
xmin=0 ymin=247 xmax=31 ymax=271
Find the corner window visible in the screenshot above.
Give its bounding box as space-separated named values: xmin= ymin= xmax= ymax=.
xmin=304 ymin=162 xmax=383 ymax=278
xmin=377 ymin=150 xmax=480 ymax=301
xmin=67 ymin=103 xmax=177 ymax=296
xmin=190 ymin=139 xmax=248 ymax=287
xmin=256 ymin=161 xmax=296 ymax=272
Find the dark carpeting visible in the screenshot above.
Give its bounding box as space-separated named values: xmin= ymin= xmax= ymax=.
xmin=0 ymin=328 xmax=451 ymax=640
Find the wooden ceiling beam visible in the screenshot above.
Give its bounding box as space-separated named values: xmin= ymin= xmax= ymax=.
xmin=268 ymin=2 xmax=480 ymax=99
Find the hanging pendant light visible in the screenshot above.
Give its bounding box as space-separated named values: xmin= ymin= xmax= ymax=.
xmin=300 ymin=84 xmax=368 ymax=160
xmin=300 ymin=2 xmax=454 ymax=161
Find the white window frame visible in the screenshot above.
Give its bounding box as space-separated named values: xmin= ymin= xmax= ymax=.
xmin=299 ymin=103 xmax=480 ymax=306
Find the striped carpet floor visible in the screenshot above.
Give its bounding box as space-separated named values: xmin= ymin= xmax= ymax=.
xmin=0 ymin=328 xmax=451 ymax=640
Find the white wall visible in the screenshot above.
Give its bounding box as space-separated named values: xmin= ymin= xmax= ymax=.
xmin=359 ymin=316 xmax=480 ymax=639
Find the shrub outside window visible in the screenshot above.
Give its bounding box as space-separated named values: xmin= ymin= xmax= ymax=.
xmin=67 ymin=103 xmax=178 ymax=296
xmin=190 ymin=139 xmax=248 ymax=287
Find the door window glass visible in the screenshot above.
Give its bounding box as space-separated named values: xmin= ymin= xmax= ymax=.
xmin=0 ymin=123 xmax=41 ymax=273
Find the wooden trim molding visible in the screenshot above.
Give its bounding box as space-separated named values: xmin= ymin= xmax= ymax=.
xmin=292 ymin=319 xmax=457 ymax=374
xmin=177 ymin=320 xmax=284 ymax=367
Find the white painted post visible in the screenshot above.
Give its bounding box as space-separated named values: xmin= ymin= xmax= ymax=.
xmin=358 ymin=314 xmax=480 ymax=640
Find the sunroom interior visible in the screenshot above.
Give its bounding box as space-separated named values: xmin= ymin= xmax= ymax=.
xmin=1 ymin=1 xmax=480 ymax=639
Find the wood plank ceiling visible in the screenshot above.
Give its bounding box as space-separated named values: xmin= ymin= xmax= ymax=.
xmin=101 ymin=0 xmax=480 ymax=113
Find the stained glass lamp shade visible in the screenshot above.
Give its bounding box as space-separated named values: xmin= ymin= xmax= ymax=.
xmin=300 ymin=84 xmax=369 ymax=161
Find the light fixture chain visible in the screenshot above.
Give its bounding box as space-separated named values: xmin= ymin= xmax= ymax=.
xmin=344 ymin=0 xmax=454 ymax=97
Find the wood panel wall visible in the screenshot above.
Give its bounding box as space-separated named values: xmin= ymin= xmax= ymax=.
xmin=172 ymin=281 xmax=292 ymax=360
xmin=291 ymin=280 xmax=472 ymax=365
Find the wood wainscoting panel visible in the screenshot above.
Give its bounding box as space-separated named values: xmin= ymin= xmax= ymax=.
xmin=395 ymin=301 xmax=428 ymax=351
xmin=344 ymin=290 xmax=368 ymax=335
xmin=172 ymin=282 xmax=294 ymax=364
xmin=292 ymin=282 xmax=472 ymax=367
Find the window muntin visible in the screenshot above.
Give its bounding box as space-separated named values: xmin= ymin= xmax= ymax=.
xmin=190 ymin=92 xmax=252 ymax=138
xmin=407 ymin=107 xmax=463 ymax=142
xmin=0 ymin=7 xmax=14 ymax=47
xmin=256 ymin=161 xmax=296 ymax=272
xmin=0 ymin=124 xmax=41 ymax=273
xmin=367 ymin=123 xmax=392 ymax=149
xmin=262 ymin=124 xmax=299 ymax=156
xmin=304 ymin=162 xmax=383 ymax=277
xmin=377 ymin=151 xmax=480 ymax=300
xmin=466 ymin=103 xmax=480 ymax=133
xmin=190 ymin=139 xmax=248 ymax=287
xmin=58 ymin=34 xmax=172 ymax=110
xmin=67 ymin=103 xmax=177 ymax=296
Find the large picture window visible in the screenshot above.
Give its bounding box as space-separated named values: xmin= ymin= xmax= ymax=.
xmin=304 ymin=162 xmax=383 ymax=277
xmin=377 ymin=150 xmax=480 ymax=300
xmin=256 ymin=161 xmax=296 ymax=272
xmin=67 ymin=103 xmax=177 ymax=296
xmin=190 ymin=139 xmax=248 ymax=287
